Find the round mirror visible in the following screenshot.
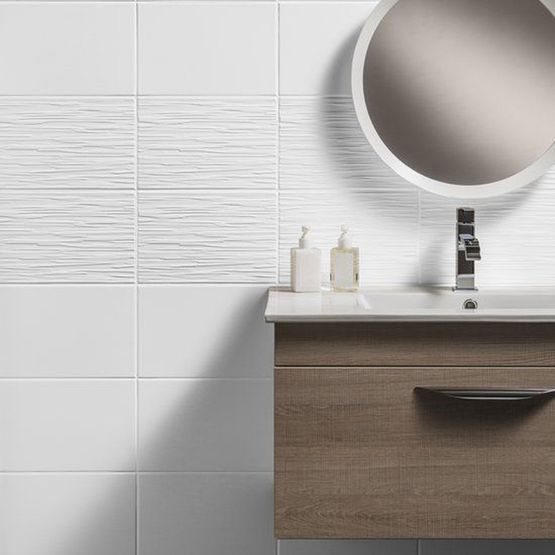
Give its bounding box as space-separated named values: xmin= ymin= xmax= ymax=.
xmin=352 ymin=0 xmax=555 ymax=198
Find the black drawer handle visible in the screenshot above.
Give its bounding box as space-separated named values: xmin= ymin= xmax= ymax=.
xmin=414 ymin=387 xmax=555 ymax=402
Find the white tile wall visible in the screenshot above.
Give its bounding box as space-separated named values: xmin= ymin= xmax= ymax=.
xmin=139 ymin=97 xmax=277 ymax=189
xmin=420 ymin=169 xmax=555 ymax=286
xmin=0 ymin=3 xmax=135 ymax=94
xmin=139 ymin=190 xmax=277 ymax=282
xmin=0 ymin=98 xmax=135 ymax=189
xmin=0 ymin=380 xmax=134 ymax=471
xmin=0 ymin=286 xmax=135 ymax=377
xmin=139 ymin=286 xmax=272 ymax=377
xmin=280 ymin=2 xmax=376 ymax=94
xmin=0 ymin=474 xmax=135 ymax=555
xmin=138 ymin=473 xmax=274 ymax=555
xmin=138 ymin=3 xmax=277 ymax=94
xmin=138 ymin=378 xmax=273 ymax=471
xmin=0 ymin=190 xmax=135 ymax=282
xmin=0 ymin=1 xmax=552 ymax=555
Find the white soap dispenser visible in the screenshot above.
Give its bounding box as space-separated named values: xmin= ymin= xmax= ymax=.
xmin=330 ymin=225 xmax=360 ymax=292
xmin=290 ymin=225 xmax=321 ymax=292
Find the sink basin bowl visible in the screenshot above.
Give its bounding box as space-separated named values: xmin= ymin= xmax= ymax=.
xmin=359 ymin=289 xmax=555 ymax=312
xmin=265 ymin=287 xmax=555 ymax=322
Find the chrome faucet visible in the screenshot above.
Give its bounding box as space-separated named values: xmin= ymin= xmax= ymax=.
xmin=455 ymin=208 xmax=481 ymax=290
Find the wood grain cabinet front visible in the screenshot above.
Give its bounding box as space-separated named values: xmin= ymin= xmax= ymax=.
xmin=275 ymin=366 xmax=555 ymax=539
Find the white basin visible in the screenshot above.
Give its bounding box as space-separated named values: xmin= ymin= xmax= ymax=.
xmin=359 ymin=289 xmax=555 ymax=312
xmin=265 ymin=287 xmax=555 ymax=322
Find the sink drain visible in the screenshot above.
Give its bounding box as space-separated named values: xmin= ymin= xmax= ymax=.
xmin=463 ymin=298 xmax=478 ymax=310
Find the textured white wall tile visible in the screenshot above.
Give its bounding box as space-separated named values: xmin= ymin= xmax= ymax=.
xmin=0 ymin=380 xmax=135 ymax=471
xmin=139 ymin=286 xmax=272 ymax=377
xmin=0 ymin=286 xmax=135 ymax=378
xmin=280 ymin=97 xmax=418 ymax=286
xmin=138 ymin=3 xmax=276 ymax=94
xmin=0 ymin=190 xmax=134 ymax=282
xmin=139 ymin=190 xmax=276 ymax=282
xmin=280 ymin=97 xmax=410 ymax=192
xmin=0 ymin=3 xmax=134 ymax=94
xmin=138 ymin=379 xmax=272 ymax=471
xmin=419 ymin=169 xmax=555 ymax=286
xmin=0 ymin=474 xmax=135 ymax=555
xmin=280 ymin=2 xmax=376 ymax=94
xmin=280 ymin=188 xmax=419 ymax=285
xmin=0 ymin=98 xmax=135 ymax=189
xmin=139 ymin=473 xmax=274 ymax=555
xmin=279 ymin=540 xmax=417 ymax=555
xmin=139 ymin=97 xmax=277 ymax=189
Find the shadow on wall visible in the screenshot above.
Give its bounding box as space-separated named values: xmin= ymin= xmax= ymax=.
xmin=32 ymin=290 xmax=273 ymax=555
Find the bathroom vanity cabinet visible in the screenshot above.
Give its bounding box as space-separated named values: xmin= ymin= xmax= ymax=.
xmin=273 ymin=321 xmax=555 ymax=539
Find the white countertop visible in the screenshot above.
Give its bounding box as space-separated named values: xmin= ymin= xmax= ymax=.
xmin=264 ymin=286 xmax=555 ymax=323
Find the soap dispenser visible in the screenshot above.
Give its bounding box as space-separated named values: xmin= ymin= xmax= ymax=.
xmin=291 ymin=225 xmax=321 ymax=292
xmin=330 ymin=225 xmax=359 ymax=292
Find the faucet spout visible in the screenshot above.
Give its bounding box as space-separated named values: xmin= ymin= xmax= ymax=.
xmin=455 ymin=208 xmax=480 ymax=290
xmin=459 ymin=234 xmax=481 ymax=261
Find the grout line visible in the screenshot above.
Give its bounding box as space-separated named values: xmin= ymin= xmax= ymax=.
xmin=0 ymin=282 xmax=277 ymax=286
xmin=0 ymin=470 xmax=274 ymax=475
xmin=136 ymin=376 xmax=273 ymax=380
xmin=0 ymin=376 xmax=272 ymax=381
xmin=0 ymin=373 xmax=272 ymax=382
xmin=0 ymin=186 xmax=281 ymax=192
xmin=276 ymin=0 xmax=280 ymax=286
xmin=134 ymin=2 xmax=140 ymax=553
xmin=0 ymin=377 xmax=137 ymax=381
xmin=0 ymin=94 xmax=353 ymax=99
xmin=0 ymin=471 xmax=137 ymax=475
xmin=0 ymin=187 xmax=136 ymax=192
xmin=129 ymin=470 xmax=275 ymax=474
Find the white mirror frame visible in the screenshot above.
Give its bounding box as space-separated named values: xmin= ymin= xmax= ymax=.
xmin=352 ymin=0 xmax=555 ymax=199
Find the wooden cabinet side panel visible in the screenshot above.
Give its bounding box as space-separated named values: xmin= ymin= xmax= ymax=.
xmin=275 ymin=366 xmax=555 ymax=539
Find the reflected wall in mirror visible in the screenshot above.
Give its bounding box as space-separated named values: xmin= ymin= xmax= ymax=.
xmin=352 ymin=0 xmax=555 ymax=198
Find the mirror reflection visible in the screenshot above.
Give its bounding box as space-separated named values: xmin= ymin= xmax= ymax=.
xmin=359 ymin=0 xmax=555 ymax=188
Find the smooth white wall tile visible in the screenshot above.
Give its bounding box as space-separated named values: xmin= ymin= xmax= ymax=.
xmin=138 ymin=97 xmax=277 ymax=189
xmin=0 ymin=99 xmax=135 ymax=189
xmin=138 ymin=379 xmax=272 ymax=471
xmin=139 ymin=286 xmax=272 ymax=377
xmin=279 ymin=540 xmax=417 ymax=555
xmin=0 ymin=191 xmax=134 ymax=282
xmin=0 ymin=3 xmax=134 ymax=95
xmin=0 ymin=380 xmax=134 ymax=470
xmin=421 ymin=540 xmax=555 ymax=555
xmin=0 ymin=474 xmax=135 ymax=555
xmin=139 ymin=473 xmax=273 ymax=555
xmin=138 ymin=3 xmax=276 ymax=94
xmin=139 ymin=190 xmax=276 ymax=282
xmin=0 ymin=286 xmax=134 ymax=378
xmin=280 ymin=2 xmax=376 ymax=95
xmin=419 ymin=169 xmax=555 ymax=286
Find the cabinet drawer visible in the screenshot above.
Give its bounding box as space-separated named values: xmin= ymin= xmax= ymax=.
xmin=275 ymin=323 xmax=555 ymax=366
xmin=275 ymin=367 xmax=555 ymax=539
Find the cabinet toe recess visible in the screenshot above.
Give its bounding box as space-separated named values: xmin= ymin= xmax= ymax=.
xmin=274 ymin=323 xmax=555 ymax=539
